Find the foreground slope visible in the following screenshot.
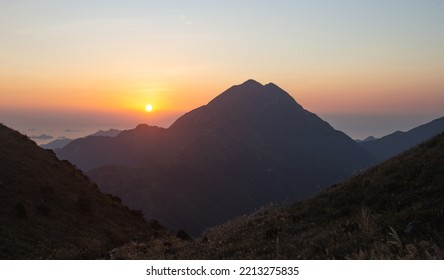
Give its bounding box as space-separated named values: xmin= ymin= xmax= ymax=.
xmin=116 ymin=132 xmax=444 ymax=259
xmin=0 ymin=124 xmax=158 ymax=259
xmin=86 ymin=80 xmax=375 ymax=235
xmin=360 ymin=116 xmax=444 ymax=161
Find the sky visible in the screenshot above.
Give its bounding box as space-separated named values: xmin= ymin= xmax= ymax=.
xmin=1 ymin=0 xmax=443 ymax=140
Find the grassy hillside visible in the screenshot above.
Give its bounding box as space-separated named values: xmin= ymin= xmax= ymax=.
xmin=114 ymin=132 xmax=444 ymax=259
xmin=0 ymin=124 xmax=167 ymax=259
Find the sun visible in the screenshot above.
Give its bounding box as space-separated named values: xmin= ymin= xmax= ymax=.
xmin=145 ymin=104 xmax=153 ymax=112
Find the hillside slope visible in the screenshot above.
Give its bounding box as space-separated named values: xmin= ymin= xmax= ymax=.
xmin=115 ymin=132 xmax=444 ymax=259
xmin=0 ymin=124 xmax=163 ymax=259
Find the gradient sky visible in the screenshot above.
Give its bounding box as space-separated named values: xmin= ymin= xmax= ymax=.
xmin=1 ymin=0 xmax=443 ymax=139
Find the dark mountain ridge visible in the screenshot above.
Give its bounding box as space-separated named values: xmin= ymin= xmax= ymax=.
xmin=58 ymin=125 xmax=166 ymax=171
xmin=89 ymin=128 xmax=122 ymax=137
xmin=60 ymin=80 xmax=376 ymax=235
xmin=360 ymin=116 xmax=444 ymax=161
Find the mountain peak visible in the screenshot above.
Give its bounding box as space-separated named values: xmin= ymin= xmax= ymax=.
xmin=264 ymin=82 xmax=279 ymax=89
xmin=237 ymin=80 xmax=283 ymax=92
xmin=169 ymin=80 xmax=307 ymax=133
xmin=240 ymin=79 xmax=263 ymax=87
xmin=207 ymin=80 xmax=303 ymax=110
xmin=228 ymin=79 xmax=264 ymax=93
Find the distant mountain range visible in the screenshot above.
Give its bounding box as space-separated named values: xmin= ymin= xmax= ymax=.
xmin=41 ymin=138 xmax=73 ymax=150
xmin=355 ymin=136 xmax=378 ymax=143
xmin=57 ymin=125 xmax=164 ymax=170
xmin=58 ymin=80 xmax=376 ymax=235
xmin=40 ymin=129 xmax=122 ymax=151
xmin=88 ymin=128 xmax=122 ymax=137
xmin=359 ymin=116 xmax=444 ymax=161
xmin=115 ymin=131 xmax=444 ymax=259
xmin=0 ymin=124 xmax=162 ymax=259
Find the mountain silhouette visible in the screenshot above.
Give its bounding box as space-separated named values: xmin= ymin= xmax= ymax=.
xmin=57 ymin=125 xmax=166 ymax=171
xmin=0 ymin=124 xmax=162 ymax=259
xmin=40 ymin=129 xmax=122 ymax=152
xmin=117 ymin=131 xmax=444 ymax=259
xmin=60 ymin=80 xmax=376 ymax=235
xmin=355 ymin=136 xmax=378 ymax=143
xmin=360 ymin=116 xmax=444 ymax=161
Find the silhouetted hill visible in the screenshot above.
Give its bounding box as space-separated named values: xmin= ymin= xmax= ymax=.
xmin=40 ymin=129 xmax=121 ymax=152
xmin=83 ymin=80 xmax=375 ymax=235
xmin=57 ymin=125 xmax=166 ymax=171
xmin=360 ymin=116 xmax=444 ymax=161
xmin=0 ymin=124 xmax=165 ymax=259
xmin=116 ymin=132 xmax=444 ymax=259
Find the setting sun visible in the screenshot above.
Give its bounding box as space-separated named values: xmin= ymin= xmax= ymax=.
xmin=145 ymin=104 xmax=153 ymax=112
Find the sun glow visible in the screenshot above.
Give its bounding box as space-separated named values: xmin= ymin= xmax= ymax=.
xmin=145 ymin=104 xmax=153 ymax=112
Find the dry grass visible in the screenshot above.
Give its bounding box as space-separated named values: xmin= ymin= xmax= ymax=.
xmin=356 ymin=206 xmax=378 ymax=237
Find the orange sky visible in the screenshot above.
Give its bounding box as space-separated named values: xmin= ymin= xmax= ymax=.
xmin=1 ymin=1 xmax=443 ymax=139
